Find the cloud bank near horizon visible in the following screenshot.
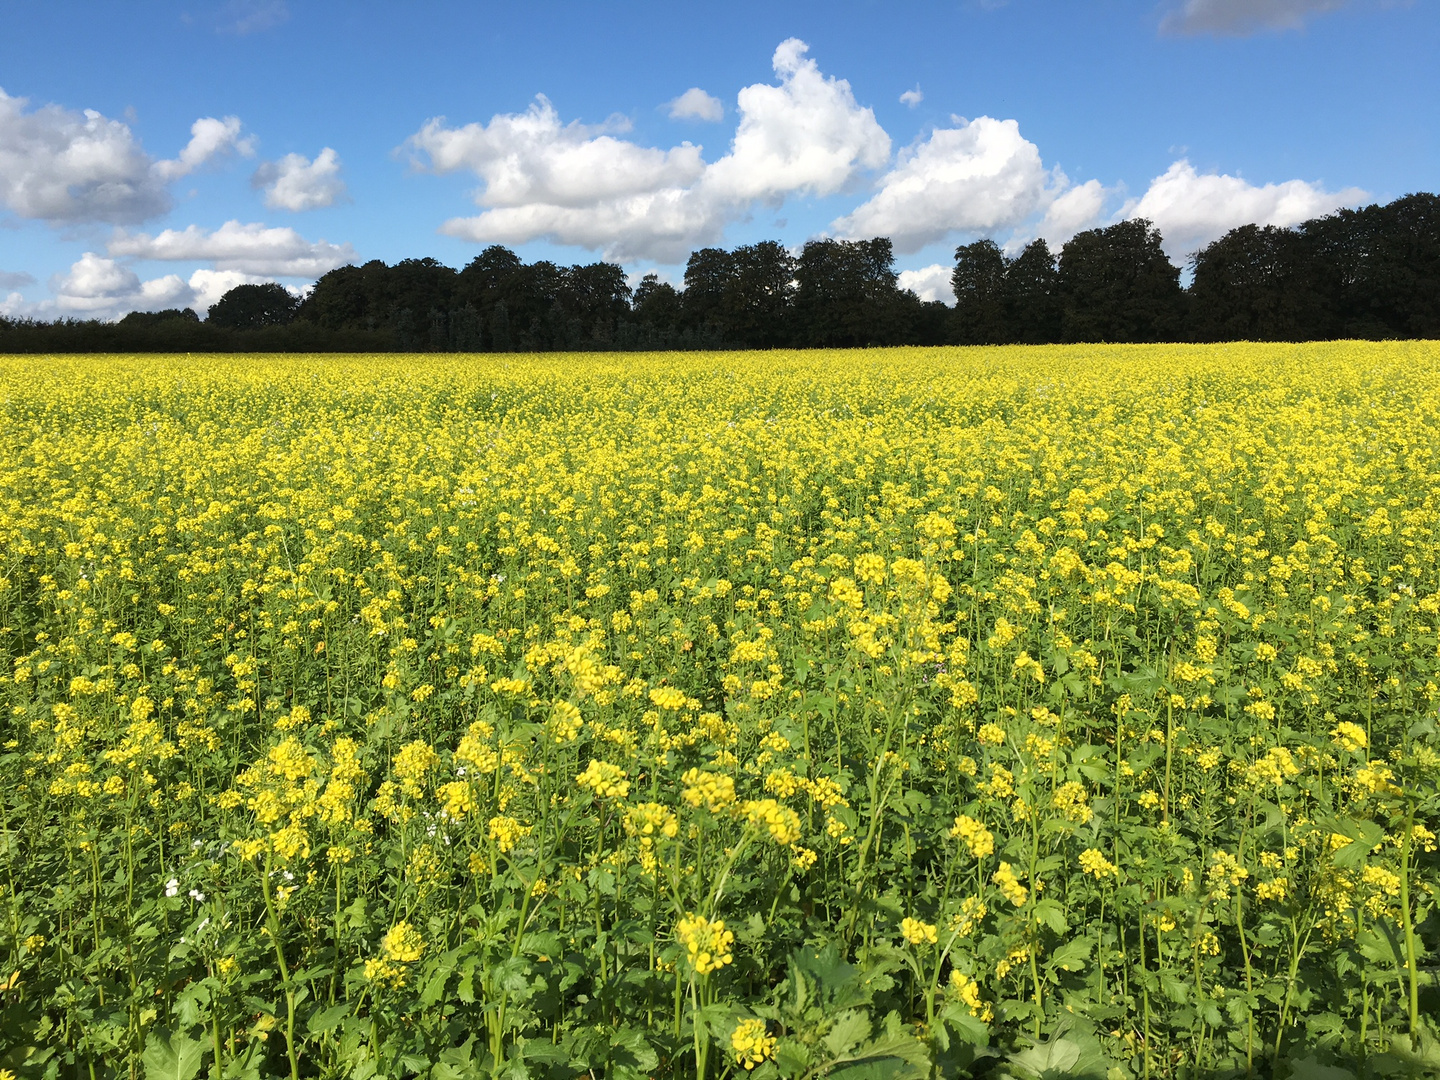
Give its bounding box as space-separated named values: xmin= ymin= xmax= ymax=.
xmin=402 ymin=37 xmax=1364 ymax=273
xmin=0 ymin=37 xmax=1368 ymax=317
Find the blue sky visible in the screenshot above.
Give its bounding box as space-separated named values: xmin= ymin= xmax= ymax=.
xmin=1 ymin=0 xmax=1435 ymax=317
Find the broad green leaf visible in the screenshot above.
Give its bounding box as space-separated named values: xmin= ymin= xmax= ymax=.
xmin=1006 ymin=1036 xmax=1082 ymax=1079
xmin=823 ymin=1009 xmax=871 ymax=1058
xmin=141 ymin=1031 xmax=206 ymax=1080
xmin=1047 ymin=937 xmax=1091 ymax=973
xmin=307 ymin=1001 xmax=350 ymax=1034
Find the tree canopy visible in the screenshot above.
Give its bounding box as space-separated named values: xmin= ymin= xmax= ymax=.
xmin=4 ymin=192 xmax=1438 ymax=352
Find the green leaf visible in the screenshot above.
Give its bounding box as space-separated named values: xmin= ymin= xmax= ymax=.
xmin=1357 ymin=924 xmax=1402 ymax=969
xmin=823 ymin=1009 xmax=871 ymax=1058
xmin=835 ymin=1012 xmax=930 ymax=1073
xmin=307 ymin=1002 xmax=350 ymax=1034
xmin=939 ymin=1004 xmax=990 ymax=1047
xmin=1047 ymin=937 xmax=1091 ymax=974
xmin=1033 ymin=899 xmax=1069 ymax=935
xmin=456 ymin=959 xmax=476 ymax=1004
xmin=609 ymin=1027 xmax=659 ymax=1072
xmin=1283 ymin=1055 xmax=1356 ymax=1080
xmin=775 ymin=1040 xmax=813 ymax=1075
xmin=142 ymin=1030 xmax=206 ymax=1080
xmin=1006 ymin=1036 xmax=1082 ymax=1078
xmin=419 ymin=964 xmax=452 ymax=1007
xmin=1159 ymin=972 xmax=1190 ymax=1004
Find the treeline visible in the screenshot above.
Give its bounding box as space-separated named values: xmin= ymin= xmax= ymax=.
xmin=0 ymin=238 xmax=947 ymax=354
xmin=3 ymin=193 xmax=1436 ymax=352
xmin=952 ymin=193 xmax=1440 ymax=344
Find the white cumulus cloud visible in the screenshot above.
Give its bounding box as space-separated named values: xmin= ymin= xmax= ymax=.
xmin=1036 ymin=179 xmax=1109 ymax=246
xmin=0 ymin=88 xmax=169 ymax=224
xmin=399 ymin=37 xmax=1368 ymax=267
xmin=704 ymin=39 xmax=890 ymax=204
xmin=152 ymin=116 xmax=254 ymax=182
xmin=900 ymin=86 xmax=924 ymax=108
xmin=1161 ymin=0 xmax=1351 ymax=35
xmin=50 ymin=252 xmax=190 ymax=314
xmin=1124 ymin=159 xmax=1367 ymax=255
xmin=406 ymin=38 xmax=890 ymax=263
xmin=410 ymin=97 xmax=706 ymax=210
xmin=897 ymin=263 xmax=954 ymax=304
xmin=252 ymin=147 xmax=348 ymax=210
xmin=0 ymin=88 xmax=252 ymax=224
xmin=669 ymin=88 xmax=724 ymax=122
xmin=108 ymin=219 xmax=356 ymax=276
xmin=188 ymin=268 xmax=274 ymax=312
xmin=39 ymin=252 xmax=287 ymax=319
xmin=833 ymin=116 xmax=1054 ymax=253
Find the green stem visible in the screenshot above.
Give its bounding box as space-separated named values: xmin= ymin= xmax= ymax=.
xmin=1399 ymin=804 xmax=1420 ymax=1037
xmin=258 ymin=852 xmax=301 ymax=1080
xmin=1234 ymin=891 xmax=1255 ymax=1078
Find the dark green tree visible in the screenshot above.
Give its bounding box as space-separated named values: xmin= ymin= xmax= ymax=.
xmin=389 ymin=258 xmax=459 ymax=328
xmin=1059 ymin=219 xmax=1184 ymax=342
xmin=560 ymin=262 xmax=632 ymax=346
xmin=119 ymin=308 xmax=200 ymax=327
xmin=951 ymin=239 xmax=1009 ymax=344
xmin=489 ymin=301 xmax=513 ymax=352
xmin=298 ymin=260 xmax=392 ymax=330
xmin=1003 ymin=239 xmax=1062 ymax=344
xmin=1188 ymin=224 xmax=1319 ymax=341
xmin=450 ymin=304 xmax=483 ymax=351
xmin=206 ymin=283 xmax=298 ymax=330
xmin=727 ymin=241 xmax=798 ymax=348
xmin=457 ymin=246 xmax=524 ymax=312
xmin=681 ymin=248 xmax=737 ymax=339
xmin=794 ymin=237 xmax=910 ymax=347
xmin=1299 ymin=194 xmax=1440 ymax=338
xmin=632 ymin=274 xmax=681 ymax=337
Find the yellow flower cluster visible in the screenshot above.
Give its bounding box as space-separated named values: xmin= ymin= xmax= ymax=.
xmin=1245 ymin=747 xmax=1301 ymax=788
xmin=487 ymin=815 xmax=530 ymax=854
xmin=676 ymin=913 xmax=734 ymax=975
xmin=950 ymin=814 xmax=995 ymax=858
xmin=648 ymin=686 xmax=689 ymax=711
xmin=1207 ymin=850 xmax=1250 ymax=899
xmin=741 ymin=798 xmax=802 ymax=845
xmin=381 ymin=921 xmax=426 ymax=963
xmin=1078 ymin=848 xmax=1118 ymax=879
xmin=977 ymin=723 xmax=1007 ymax=747
xmin=1051 ymin=782 xmax=1093 ymax=825
xmin=681 ymin=768 xmax=736 ymax=812
xmin=624 ymin=801 xmax=679 ymax=839
xmin=549 ymin=700 xmax=584 ymax=744
xmin=436 ymin=780 xmax=475 ymax=820
xmin=731 ymin=1018 xmax=777 ymax=1070
xmin=949 ymin=969 xmax=993 ymax=1021
xmin=1255 ymin=877 xmax=1290 ymax=902
xmin=364 ymin=921 xmax=426 ymax=989
xmin=901 ymin=917 xmax=938 ymax=945
xmin=992 ymin=862 xmax=1028 ymax=907
xmin=1331 ymin=722 xmax=1368 ymax=753
xmin=576 ymin=759 xmax=631 ymax=799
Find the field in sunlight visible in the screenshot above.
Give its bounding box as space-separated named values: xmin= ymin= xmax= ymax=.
xmin=3 ymin=343 xmax=1439 ymax=1079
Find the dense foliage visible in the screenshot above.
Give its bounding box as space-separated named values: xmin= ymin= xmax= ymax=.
xmin=2 ymin=345 xmax=1439 ymax=1080
xmin=3 ymin=195 xmax=1437 ymax=354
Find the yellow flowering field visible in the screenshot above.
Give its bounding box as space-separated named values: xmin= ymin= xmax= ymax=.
xmin=2 ymin=344 xmax=1439 ymax=1080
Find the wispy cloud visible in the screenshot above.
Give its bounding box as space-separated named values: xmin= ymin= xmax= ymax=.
xmin=1161 ymin=0 xmax=1351 ymax=36
xmin=215 ymin=0 xmax=290 ymax=35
